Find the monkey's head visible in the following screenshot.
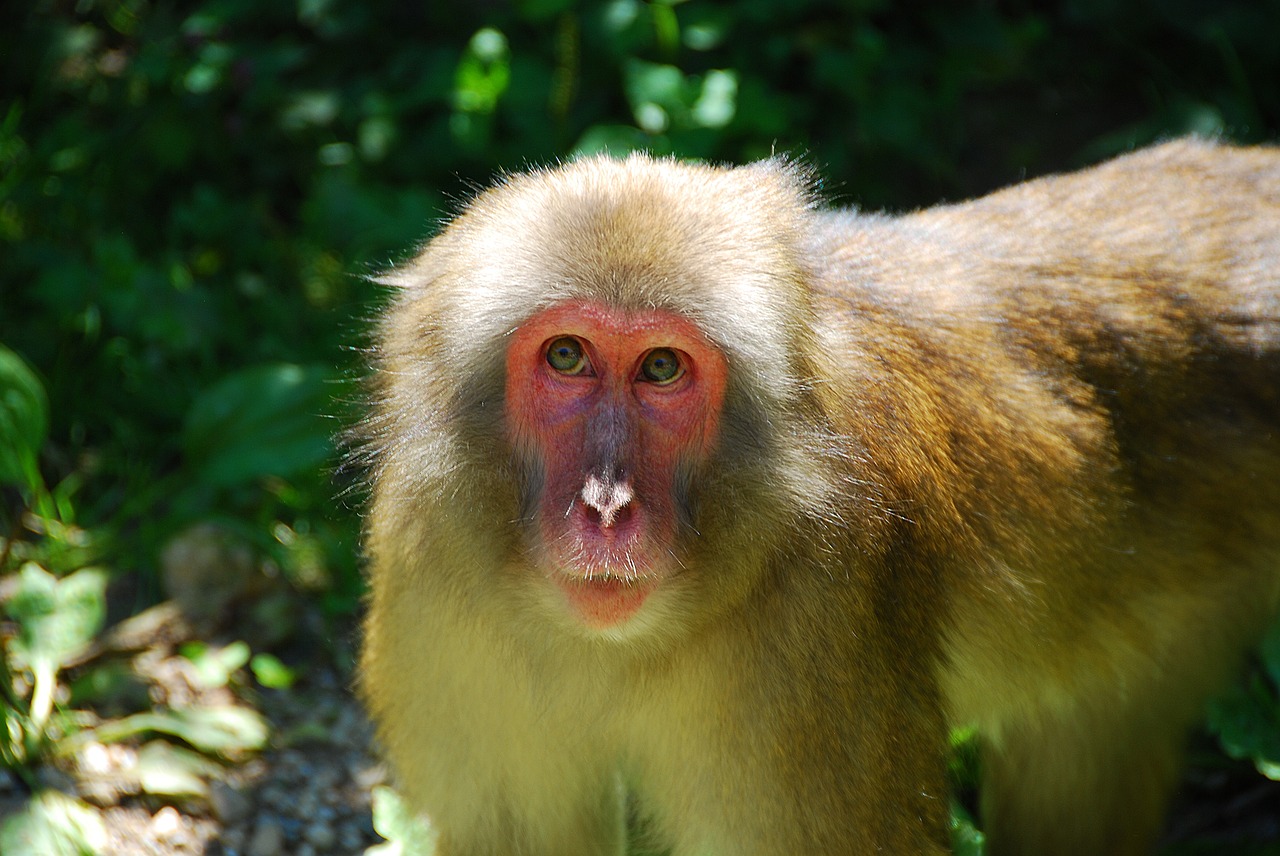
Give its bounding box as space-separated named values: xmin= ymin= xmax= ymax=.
xmin=371 ymin=154 xmax=843 ymax=640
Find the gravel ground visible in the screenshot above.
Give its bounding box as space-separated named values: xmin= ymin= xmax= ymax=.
xmin=0 ymin=597 xmax=389 ymax=856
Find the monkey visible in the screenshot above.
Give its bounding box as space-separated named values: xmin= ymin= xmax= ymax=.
xmin=358 ymin=138 xmax=1280 ymax=856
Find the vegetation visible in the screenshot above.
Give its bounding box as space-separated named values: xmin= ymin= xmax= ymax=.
xmin=2 ymin=0 xmax=1279 ymax=853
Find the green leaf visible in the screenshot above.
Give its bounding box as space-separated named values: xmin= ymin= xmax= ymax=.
xmin=453 ymin=29 xmax=510 ymax=114
xmin=250 ymin=652 xmax=297 ymax=689
xmin=691 ymin=69 xmax=738 ymax=129
xmin=1205 ymin=676 xmax=1280 ymax=776
xmin=6 ymin=564 xmax=108 ymax=674
xmin=624 ymin=60 xmax=686 ymax=133
xmin=0 ymin=790 xmax=107 ymax=856
xmin=950 ymin=800 xmax=987 ymax=855
xmin=135 ymin=740 xmax=221 ymax=798
xmin=88 ymin=705 xmax=269 ymax=756
xmin=181 ymin=641 xmax=252 ymax=690
xmin=142 ymin=706 xmax=269 ymax=755
xmin=0 ymin=344 xmax=48 ymax=491
xmin=368 ymin=785 xmax=437 ymax=856
xmin=183 ymin=363 xmax=336 ymax=488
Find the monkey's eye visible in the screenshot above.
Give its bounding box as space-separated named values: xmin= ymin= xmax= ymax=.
xmin=546 ymin=337 xmax=588 ymax=375
xmin=639 ymin=348 xmax=683 ymax=384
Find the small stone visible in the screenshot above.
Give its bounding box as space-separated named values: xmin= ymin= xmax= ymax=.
xmin=260 ymin=784 xmax=288 ymax=810
xmin=297 ymin=791 xmax=320 ymax=818
xmin=210 ymin=780 xmax=254 ymax=825
xmin=222 ymin=826 xmax=246 ymax=852
xmin=339 ymin=823 xmax=366 ymax=851
xmin=246 ymin=816 xmax=286 ymax=856
xmin=79 ymin=742 xmax=112 ymax=775
xmin=304 ymin=821 xmax=336 ymax=850
xmin=152 ymin=805 xmax=182 ymax=839
xmin=78 ymin=778 xmax=123 ymax=808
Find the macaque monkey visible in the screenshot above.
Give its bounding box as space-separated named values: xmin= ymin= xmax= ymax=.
xmin=359 ymin=138 xmax=1280 ymax=856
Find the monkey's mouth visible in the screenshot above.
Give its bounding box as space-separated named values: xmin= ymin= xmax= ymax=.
xmin=554 ymin=572 xmax=657 ymax=629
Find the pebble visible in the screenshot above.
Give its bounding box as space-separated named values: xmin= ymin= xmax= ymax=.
xmin=211 ymin=780 xmax=254 ymax=825
xmin=339 ymin=824 xmax=366 ymax=851
xmin=151 ymin=805 xmax=183 ymax=838
xmin=246 ymin=816 xmax=286 ymax=856
xmin=79 ymin=741 xmax=113 ymax=774
xmin=304 ymin=820 xmax=337 ymax=849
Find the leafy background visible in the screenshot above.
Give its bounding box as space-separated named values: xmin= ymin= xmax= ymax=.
xmin=2 ymin=0 xmax=1280 ymax=854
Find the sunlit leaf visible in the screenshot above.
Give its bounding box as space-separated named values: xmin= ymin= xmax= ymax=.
xmin=950 ymin=801 xmax=987 ymax=855
xmin=144 ymin=706 xmax=269 ymax=755
xmin=6 ymin=564 xmax=107 ymax=674
xmin=0 ymin=790 xmax=107 ymax=856
xmin=181 ymin=641 xmax=251 ymax=690
xmin=367 ymin=785 xmax=437 ymax=856
xmin=691 ymin=69 xmax=737 ymax=128
xmin=88 ymin=705 xmax=268 ymax=756
xmin=135 ymin=740 xmax=221 ymax=798
xmin=251 ymin=652 xmax=297 ymax=689
xmin=453 ymin=29 xmax=510 ymax=115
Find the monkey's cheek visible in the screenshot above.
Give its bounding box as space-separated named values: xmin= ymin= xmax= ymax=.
xmin=554 ymin=576 xmax=656 ymax=630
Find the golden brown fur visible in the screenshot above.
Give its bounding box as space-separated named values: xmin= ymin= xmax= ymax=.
xmin=361 ymin=139 xmax=1280 ymax=855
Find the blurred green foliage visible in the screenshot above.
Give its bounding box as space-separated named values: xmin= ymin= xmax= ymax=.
xmin=3 ymin=0 xmax=1279 ymax=601
xmin=1 ymin=0 xmax=1280 ymax=849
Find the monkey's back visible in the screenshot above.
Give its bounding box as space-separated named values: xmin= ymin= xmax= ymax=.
xmin=809 ymin=140 xmax=1280 ymax=850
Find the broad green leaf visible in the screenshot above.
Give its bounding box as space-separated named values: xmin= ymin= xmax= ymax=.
xmin=453 ymin=29 xmax=510 ymax=115
xmin=624 ymin=60 xmax=686 ymax=133
xmin=250 ymin=652 xmax=297 ymax=689
xmin=87 ymin=705 xmax=268 ymax=756
xmin=1205 ymin=677 xmax=1280 ymax=777
xmin=183 ymin=363 xmax=335 ymax=488
xmin=367 ymin=785 xmax=437 ymax=856
xmin=181 ymin=641 xmax=251 ymax=690
xmin=950 ymin=801 xmax=987 ymax=855
xmin=0 ymin=344 xmax=48 ymax=490
xmin=139 ymin=706 xmax=269 ymax=755
xmin=0 ymin=790 xmax=107 ymax=856
xmin=691 ymin=69 xmax=738 ymax=129
xmin=5 ymin=564 xmax=108 ymax=674
xmin=135 ymin=740 xmax=221 ymax=798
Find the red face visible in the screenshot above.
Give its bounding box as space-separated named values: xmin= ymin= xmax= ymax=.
xmin=504 ymin=301 xmax=728 ymax=631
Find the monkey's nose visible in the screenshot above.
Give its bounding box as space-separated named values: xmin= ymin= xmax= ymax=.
xmin=581 ymin=473 xmax=634 ymax=528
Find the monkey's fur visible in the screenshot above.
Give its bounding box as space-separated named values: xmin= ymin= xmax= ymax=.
xmin=361 ymin=139 xmax=1280 ymax=855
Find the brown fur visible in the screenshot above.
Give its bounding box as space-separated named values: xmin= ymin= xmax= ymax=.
xmin=360 ymin=139 xmax=1280 ymax=855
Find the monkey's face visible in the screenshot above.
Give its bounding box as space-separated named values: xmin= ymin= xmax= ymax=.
xmin=504 ymin=299 xmax=728 ymax=631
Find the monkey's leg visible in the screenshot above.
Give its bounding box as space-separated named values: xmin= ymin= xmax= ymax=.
xmin=428 ymin=779 xmax=626 ymax=856
xmin=979 ymin=698 xmax=1187 ymax=856
xmin=363 ymin=615 xmax=627 ymax=855
xmin=976 ymin=593 xmax=1261 ymax=856
xmin=376 ymin=708 xmax=626 ymax=856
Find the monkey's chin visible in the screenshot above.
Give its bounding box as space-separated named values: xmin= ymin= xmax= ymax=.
xmin=554 ymin=575 xmax=657 ymax=631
